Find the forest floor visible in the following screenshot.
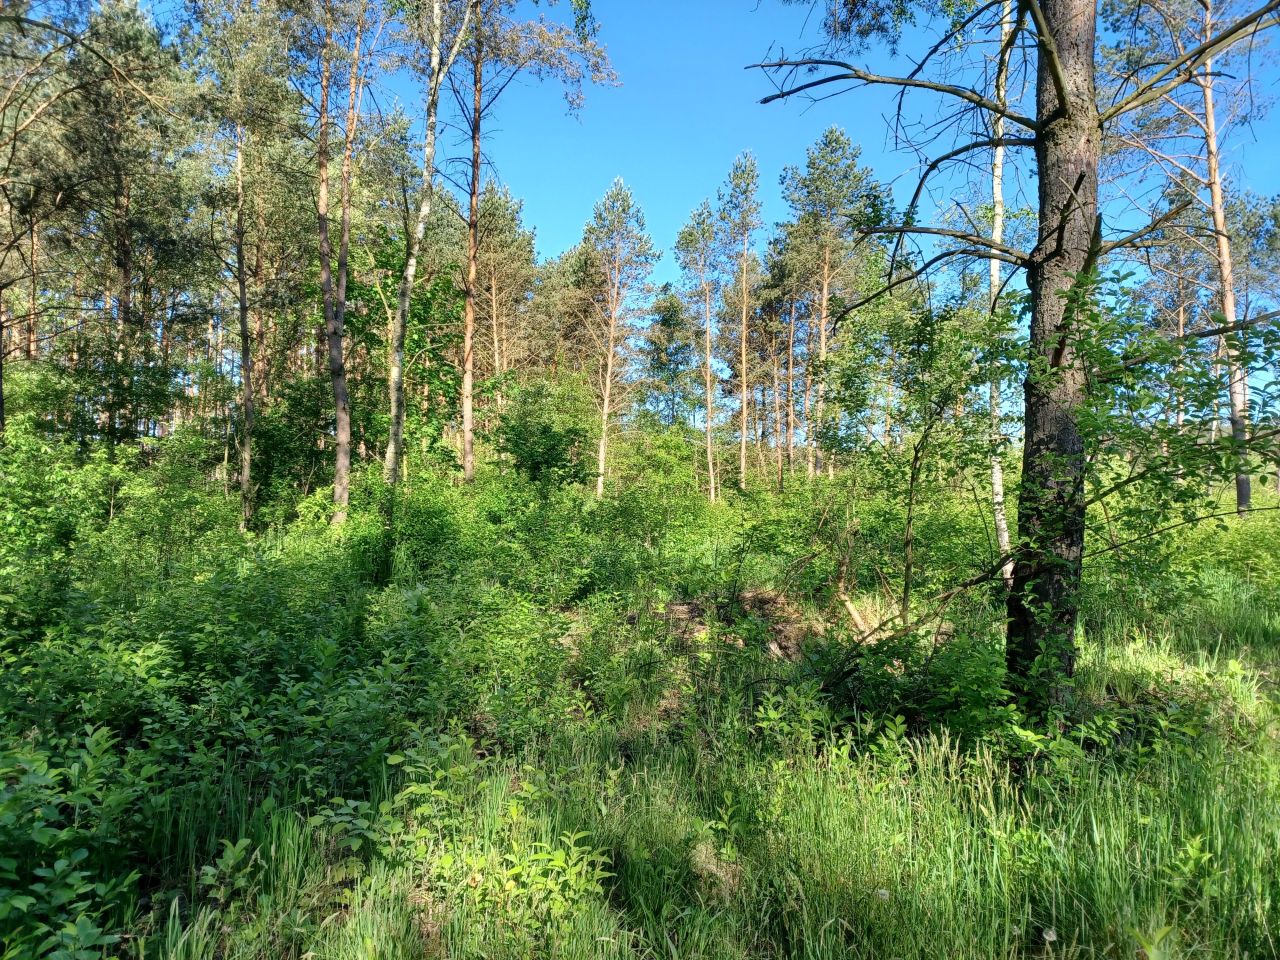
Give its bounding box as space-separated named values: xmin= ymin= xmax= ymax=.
xmin=3 ymin=456 xmax=1279 ymax=959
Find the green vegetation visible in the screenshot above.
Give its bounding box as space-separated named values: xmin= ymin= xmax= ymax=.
xmin=3 ymin=419 xmax=1278 ymax=958
xmin=5 ymin=0 xmax=1280 ymax=956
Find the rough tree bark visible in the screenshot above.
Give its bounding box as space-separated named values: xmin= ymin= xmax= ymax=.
xmin=1005 ymin=0 xmax=1101 ymax=710
xmin=1201 ymin=38 xmax=1250 ymax=512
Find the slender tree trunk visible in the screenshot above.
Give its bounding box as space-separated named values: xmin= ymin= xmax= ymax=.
xmin=317 ymin=19 xmax=359 ymax=523
xmin=772 ymin=342 xmax=783 ymax=490
xmin=234 ymin=127 xmax=255 ymax=531
xmin=1209 ymin=337 xmax=1223 ymax=444
xmin=596 ymin=347 xmax=614 ymax=499
xmin=804 ymin=317 xmax=815 ymax=478
xmin=490 ymin=269 xmax=502 ymax=405
xmin=786 ymin=299 xmax=796 ymax=472
xmin=0 ymin=303 xmax=7 ymax=434
xmin=254 ymin=199 xmax=269 ymax=404
xmin=462 ymin=16 xmax=481 ymax=484
xmin=1006 ymin=0 xmax=1101 ymax=710
xmin=317 ymin=43 xmax=337 ymax=485
xmin=816 ymin=256 xmax=830 ymax=474
xmin=703 ymin=279 xmax=717 ymax=502
xmin=26 ymin=224 xmax=37 ymax=359
xmin=989 ymin=0 xmax=1014 ymax=588
xmin=1174 ymin=295 xmax=1185 ymax=429
xmin=1201 ymin=44 xmax=1250 ymax=512
xmin=738 ymin=239 xmax=750 ymax=491
xmin=386 ymin=0 xmax=466 ymax=482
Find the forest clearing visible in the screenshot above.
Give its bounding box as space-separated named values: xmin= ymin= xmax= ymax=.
xmin=2 ymin=1 xmax=1280 ymax=957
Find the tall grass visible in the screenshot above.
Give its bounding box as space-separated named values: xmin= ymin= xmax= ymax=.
xmin=4 ymin=463 xmax=1279 ymax=959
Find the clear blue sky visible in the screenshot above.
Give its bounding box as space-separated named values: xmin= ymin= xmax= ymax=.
xmin=461 ymin=0 xmax=908 ymax=284
xmin=457 ymin=0 xmax=1280 ymax=285
xmin=143 ymin=0 xmax=1280 ymax=285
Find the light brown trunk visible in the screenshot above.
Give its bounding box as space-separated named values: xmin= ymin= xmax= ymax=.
xmin=234 ymin=127 xmax=255 ymax=531
xmin=772 ymin=341 xmax=783 ymax=490
xmin=816 ymin=252 xmax=830 ymax=474
xmin=596 ymin=349 xmax=613 ymax=499
xmin=1201 ymin=40 xmax=1250 ymax=512
xmin=462 ymin=14 xmax=481 ymax=484
xmin=738 ymin=237 xmax=750 ymax=490
xmin=804 ymin=317 xmax=815 ymax=478
xmin=703 ymin=279 xmax=717 ymax=501
xmin=26 ymin=223 xmax=37 ymax=359
xmin=786 ymin=299 xmax=796 ymax=472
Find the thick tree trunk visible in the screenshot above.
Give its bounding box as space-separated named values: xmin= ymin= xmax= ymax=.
xmin=1201 ymin=50 xmax=1250 ymax=512
xmin=990 ymin=0 xmax=1014 ymax=588
xmin=234 ymin=128 xmax=255 ymax=531
xmin=1006 ymin=0 xmax=1101 ymax=711
xmin=462 ymin=23 xmax=481 ymax=484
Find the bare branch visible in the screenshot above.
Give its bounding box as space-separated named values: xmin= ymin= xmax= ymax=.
xmin=1103 ymin=1 xmax=1280 ymax=123
xmin=751 ymin=58 xmax=1039 ymax=130
xmin=862 ymin=224 xmax=1030 ymax=264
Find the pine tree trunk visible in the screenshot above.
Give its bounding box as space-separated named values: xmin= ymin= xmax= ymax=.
xmin=804 ymin=317 xmax=815 ymax=479
xmin=596 ymin=349 xmax=613 ymax=499
xmin=738 ymin=239 xmax=750 ymax=491
xmin=234 ymin=127 xmax=255 ymax=531
xmin=462 ymin=19 xmax=481 ymax=484
xmin=1006 ymin=0 xmax=1101 ymax=711
xmin=386 ymin=0 xmax=463 ymax=483
xmin=786 ymin=299 xmax=796 ymax=472
xmin=26 ymin=223 xmax=37 ymax=359
xmin=1201 ymin=42 xmax=1250 ymax=512
xmin=317 ymin=25 xmax=354 ymax=523
xmin=703 ymin=280 xmax=717 ymax=502
xmin=816 ymin=254 xmax=830 ymax=475
xmin=0 ymin=304 xmax=7 ymax=434
xmin=772 ymin=344 xmax=783 ymax=490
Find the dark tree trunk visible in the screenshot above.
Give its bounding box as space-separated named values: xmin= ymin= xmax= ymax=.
xmin=1006 ymin=0 xmax=1101 ymax=712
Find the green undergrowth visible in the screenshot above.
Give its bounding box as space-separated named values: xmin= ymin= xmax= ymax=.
xmin=3 ymin=431 xmax=1279 ymax=958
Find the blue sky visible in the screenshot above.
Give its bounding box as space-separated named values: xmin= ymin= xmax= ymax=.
xmin=454 ymin=0 xmax=909 ymax=283
xmin=144 ymin=0 xmax=1280 ymax=286
xmin=443 ymin=1 xmax=1280 ymax=287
